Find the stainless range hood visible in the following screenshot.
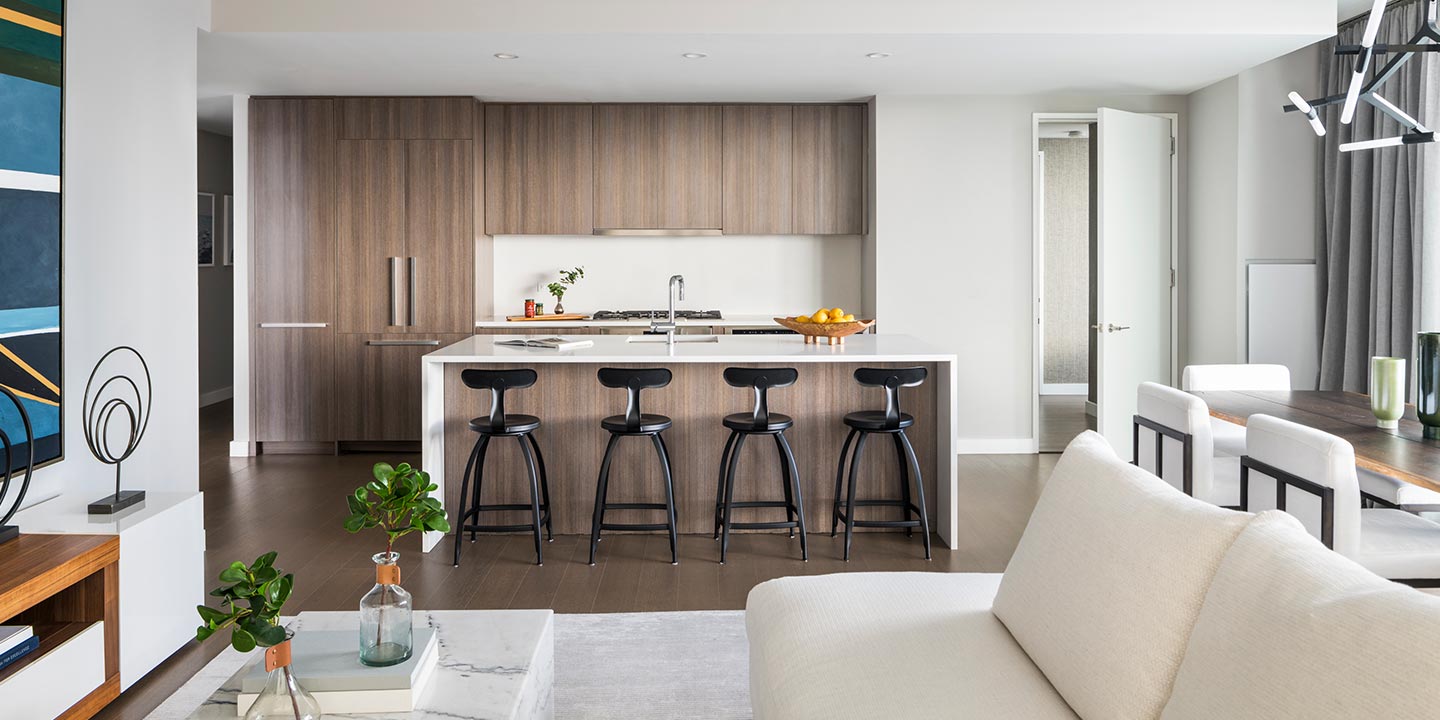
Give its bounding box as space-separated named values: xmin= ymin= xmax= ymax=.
xmin=592 ymin=228 xmax=723 ymax=237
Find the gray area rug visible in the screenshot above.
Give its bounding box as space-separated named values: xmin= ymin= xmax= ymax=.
xmin=145 ymin=611 xmax=751 ymax=720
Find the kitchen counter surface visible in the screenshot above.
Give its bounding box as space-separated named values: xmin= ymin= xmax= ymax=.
xmin=425 ymin=333 xmax=953 ymax=364
xmin=474 ymin=314 xmax=788 ymax=329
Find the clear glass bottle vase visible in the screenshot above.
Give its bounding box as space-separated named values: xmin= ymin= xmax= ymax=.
xmin=247 ymin=636 xmax=322 ymax=720
xmin=359 ymin=551 xmax=413 ymax=667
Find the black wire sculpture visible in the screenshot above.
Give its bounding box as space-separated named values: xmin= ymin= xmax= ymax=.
xmin=84 ymin=346 xmax=152 ymax=514
xmin=0 ymin=385 xmax=35 ymax=544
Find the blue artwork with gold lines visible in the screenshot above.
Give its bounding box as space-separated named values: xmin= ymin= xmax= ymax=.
xmin=0 ymin=0 xmax=62 ymax=471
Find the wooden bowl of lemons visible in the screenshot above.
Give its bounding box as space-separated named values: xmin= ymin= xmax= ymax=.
xmin=774 ymin=308 xmax=875 ymax=345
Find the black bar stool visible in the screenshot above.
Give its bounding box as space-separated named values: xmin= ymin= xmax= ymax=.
xmin=831 ymin=367 xmax=932 ymax=561
xmin=714 ymin=367 xmax=808 ymax=563
xmin=589 ymin=367 xmax=679 ymax=565
xmin=453 ymin=369 xmax=552 ymax=568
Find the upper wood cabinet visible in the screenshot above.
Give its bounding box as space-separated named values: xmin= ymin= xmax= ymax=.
xmin=722 ymin=105 xmax=793 ymax=235
xmin=594 ymin=104 xmax=722 ymax=230
xmin=339 ymin=97 xmax=474 ymax=140
xmin=250 ymin=98 xmax=336 ymax=323
xmin=485 ymin=104 xmax=594 ymax=235
xmin=793 ymin=104 xmax=866 ymax=235
xmin=406 ymin=139 xmax=475 ymax=333
xmin=336 ymin=139 xmax=407 ymax=334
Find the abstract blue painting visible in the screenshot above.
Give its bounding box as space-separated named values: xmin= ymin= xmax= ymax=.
xmin=0 ymin=0 xmax=62 ymax=471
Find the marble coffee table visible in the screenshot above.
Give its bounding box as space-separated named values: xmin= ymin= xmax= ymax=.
xmin=183 ymin=610 xmax=554 ymax=719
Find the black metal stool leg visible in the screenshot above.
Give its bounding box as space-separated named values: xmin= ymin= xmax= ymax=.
xmin=517 ymin=435 xmax=544 ymax=566
xmin=844 ymin=432 xmax=868 ymax=561
xmin=720 ymin=433 xmax=747 ymax=564
xmin=454 ymin=435 xmax=484 ymax=567
xmin=898 ymin=431 xmax=932 ymax=560
xmin=777 ymin=431 xmax=808 ymax=561
xmin=653 ymin=433 xmax=679 ymax=565
xmin=589 ymin=434 xmax=619 ymax=566
xmin=774 ymin=433 xmax=796 ymax=538
xmin=469 ymin=435 xmax=491 ymax=543
xmin=527 ymin=432 xmax=553 ymax=542
xmin=893 ymin=433 xmax=914 ymax=537
xmin=715 ymin=431 xmax=737 ymax=540
xmin=832 ymin=429 xmax=857 ymax=537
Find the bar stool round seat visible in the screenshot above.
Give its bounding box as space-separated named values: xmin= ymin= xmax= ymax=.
xmin=468 ymin=414 xmax=542 ymax=435
xmin=843 ymin=411 xmax=915 ymax=432
xmin=723 ymin=411 xmax=794 ymax=433
xmin=601 ymin=413 xmax=673 ymax=434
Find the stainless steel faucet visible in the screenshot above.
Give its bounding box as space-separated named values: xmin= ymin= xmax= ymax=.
xmin=651 ymin=274 xmax=686 ymax=345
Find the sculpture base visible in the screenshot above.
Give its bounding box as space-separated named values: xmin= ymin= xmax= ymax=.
xmin=0 ymin=525 xmax=16 ymax=544
xmin=88 ymin=490 xmax=146 ymax=515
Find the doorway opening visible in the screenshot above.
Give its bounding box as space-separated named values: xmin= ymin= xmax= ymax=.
xmin=1032 ymin=111 xmax=1178 ymax=457
xmin=1034 ymin=119 xmax=1097 ymax=452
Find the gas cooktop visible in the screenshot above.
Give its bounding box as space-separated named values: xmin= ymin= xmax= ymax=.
xmin=590 ymin=309 xmax=723 ymax=320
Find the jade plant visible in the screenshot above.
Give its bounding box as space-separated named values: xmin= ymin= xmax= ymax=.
xmin=195 ymin=551 xmax=293 ymax=652
xmin=545 ymin=266 xmax=585 ymax=313
xmin=344 ymin=462 xmax=451 ymax=557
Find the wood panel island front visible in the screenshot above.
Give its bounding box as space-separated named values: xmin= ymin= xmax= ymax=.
xmin=419 ymin=334 xmax=958 ymax=552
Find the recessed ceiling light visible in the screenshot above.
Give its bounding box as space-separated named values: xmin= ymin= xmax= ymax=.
xmin=681 ymin=52 xmax=708 ymax=59
xmin=865 ymin=52 xmax=891 ymax=59
xmin=493 ymin=53 xmax=519 ymax=60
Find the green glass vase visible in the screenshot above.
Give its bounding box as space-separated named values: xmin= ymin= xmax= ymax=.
xmin=1418 ymin=333 xmax=1440 ymax=439
xmin=1370 ymin=357 xmax=1405 ymax=430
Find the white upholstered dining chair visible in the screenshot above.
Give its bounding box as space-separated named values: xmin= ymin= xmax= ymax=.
xmin=1243 ymin=414 xmax=1440 ymax=585
xmin=1133 ymin=382 xmax=1242 ymax=507
xmin=1180 ymin=363 xmax=1292 ymax=458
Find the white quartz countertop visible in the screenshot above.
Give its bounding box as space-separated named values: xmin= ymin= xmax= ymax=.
xmin=475 ymin=314 xmax=787 ymax=328
xmin=424 ymin=333 xmax=955 ymax=364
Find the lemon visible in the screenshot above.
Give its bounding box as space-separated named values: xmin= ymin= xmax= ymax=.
xmin=842 ymin=314 xmax=855 ymax=322
xmin=813 ymin=309 xmax=831 ymax=323
xmin=831 ymin=307 xmax=845 ymax=319
xmin=796 ymin=315 xmax=811 ymax=323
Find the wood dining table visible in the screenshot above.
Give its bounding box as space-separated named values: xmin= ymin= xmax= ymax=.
xmin=1190 ymin=390 xmax=1440 ymax=494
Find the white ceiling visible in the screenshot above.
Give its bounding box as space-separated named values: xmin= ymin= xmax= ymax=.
xmin=198 ymin=0 xmax=1341 ymax=134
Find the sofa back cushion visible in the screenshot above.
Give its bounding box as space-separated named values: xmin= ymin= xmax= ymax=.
xmin=992 ymin=431 xmax=1253 ymax=720
xmin=1161 ymin=510 xmax=1440 ymax=719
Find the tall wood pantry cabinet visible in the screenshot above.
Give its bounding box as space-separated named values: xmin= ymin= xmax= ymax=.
xmin=250 ymin=96 xmax=478 ymax=446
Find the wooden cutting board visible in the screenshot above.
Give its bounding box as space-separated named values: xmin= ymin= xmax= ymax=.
xmin=504 ymin=313 xmax=590 ymax=322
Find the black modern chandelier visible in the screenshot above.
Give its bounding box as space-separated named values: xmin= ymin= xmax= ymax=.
xmin=1284 ymin=0 xmax=1439 ymax=152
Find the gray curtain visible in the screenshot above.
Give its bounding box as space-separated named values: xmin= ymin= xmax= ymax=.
xmin=1317 ymin=0 xmax=1434 ymax=392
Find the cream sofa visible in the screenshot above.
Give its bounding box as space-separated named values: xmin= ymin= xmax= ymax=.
xmin=745 ymin=431 xmax=1440 ymax=719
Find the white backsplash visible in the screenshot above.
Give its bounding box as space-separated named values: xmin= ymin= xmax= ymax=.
xmin=490 ymin=234 xmax=863 ymax=316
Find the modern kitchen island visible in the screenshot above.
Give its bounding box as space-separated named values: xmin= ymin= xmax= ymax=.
xmin=419 ymin=334 xmax=958 ymax=552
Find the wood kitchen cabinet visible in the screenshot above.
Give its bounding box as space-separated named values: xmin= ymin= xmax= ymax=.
xmin=339 ymin=97 xmax=474 ymax=140
xmin=253 ymin=326 xmax=335 ymax=442
xmin=336 ymin=139 xmax=407 ymax=333
xmin=335 ymin=333 xmax=469 ymax=441
xmin=793 ymin=104 xmax=866 ymax=235
xmin=485 ymin=104 xmax=594 ymax=234
xmin=722 ymin=105 xmax=794 ymax=235
xmin=594 ymin=104 xmax=722 ymax=230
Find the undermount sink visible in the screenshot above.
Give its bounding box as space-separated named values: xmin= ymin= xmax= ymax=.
xmin=626 ymin=335 xmax=720 ymax=344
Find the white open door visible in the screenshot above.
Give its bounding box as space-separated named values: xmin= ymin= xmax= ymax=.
xmin=1096 ymin=108 xmax=1173 ymax=459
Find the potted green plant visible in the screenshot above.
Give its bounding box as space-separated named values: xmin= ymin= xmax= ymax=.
xmin=195 ymin=552 xmax=320 ymax=720
xmin=344 ymin=462 xmax=449 ymax=666
xmin=546 ymin=266 xmax=585 ymax=314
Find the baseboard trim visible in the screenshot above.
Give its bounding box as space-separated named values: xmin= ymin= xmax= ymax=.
xmin=1085 ymin=401 xmax=1098 ymax=417
xmin=229 ymin=440 xmax=254 ymax=458
xmin=1040 ymin=383 xmax=1088 ymax=396
xmin=200 ymin=386 xmax=233 ymax=407
xmin=955 ymin=437 xmax=1036 ymax=455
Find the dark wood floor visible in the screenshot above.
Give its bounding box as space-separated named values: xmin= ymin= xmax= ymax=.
xmin=1039 ymin=394 xmax=1094 ymax=453
xmin=98 ymin=401 xmax=1056 ymax=719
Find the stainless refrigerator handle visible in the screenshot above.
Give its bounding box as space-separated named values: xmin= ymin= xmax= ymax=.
xmin=389 ymin=257 xmax=400 ymax=326
xmin=365 ymin=340 xmax=441 ymax=347
xmin=407 ymin=257 xmax=417 ymax=327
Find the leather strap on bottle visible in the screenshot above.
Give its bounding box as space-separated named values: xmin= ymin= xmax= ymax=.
xmin=376 ymin=564 xmax=401 ymax=585
xmin=265 ymin=640 xmax=292 ymax=672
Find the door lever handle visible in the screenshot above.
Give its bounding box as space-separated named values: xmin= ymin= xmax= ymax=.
xmin=1091 ymin=323 xmax=1132 ymax=333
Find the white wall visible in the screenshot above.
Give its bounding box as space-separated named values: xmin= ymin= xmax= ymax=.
xmin=490 ymin=235 xmax=863 ymax=316
xmin=1185 ymin=42 xmax=1321 ymax=381
xmin=872 ymin=94 xmax=1187 ymax=451
xmin=30 ymin=0 xmax=203 ymax=497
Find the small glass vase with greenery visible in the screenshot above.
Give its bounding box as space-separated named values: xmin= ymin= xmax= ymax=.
xmin=344 ymin=461 xmax=450 ymax=666
xmin=545 ymin=266 xmax=585 ymax=314
xmin=195 ymin=552 xmax=320 ymax=720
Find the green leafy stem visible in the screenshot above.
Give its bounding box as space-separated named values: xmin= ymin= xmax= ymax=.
xmin=195 ymin=551 xmax=294 ymax=652
xmin=345 ymin=462 xmax=451 ymax=558
xmin=546 ymin=266 xmax=585 ymax=301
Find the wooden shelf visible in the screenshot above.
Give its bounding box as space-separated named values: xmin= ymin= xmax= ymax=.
xmin=0 ymin=533 xmax=119 ymax=719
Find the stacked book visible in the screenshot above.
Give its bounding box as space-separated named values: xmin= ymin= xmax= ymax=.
xmin=238 ymin=628 xmax=439 ymax=715
xmin=0 ymin=626 xmax=37 ymax=672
